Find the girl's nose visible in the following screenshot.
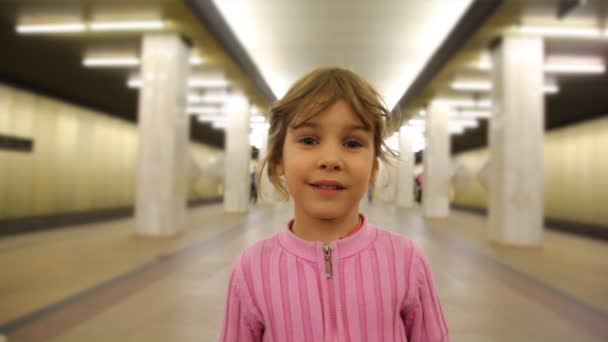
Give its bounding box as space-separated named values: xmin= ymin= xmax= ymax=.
xmin=318 ymin=144 xmax=344 ymax=171
xmin=320 ymin=160 xmax=342 ymax=171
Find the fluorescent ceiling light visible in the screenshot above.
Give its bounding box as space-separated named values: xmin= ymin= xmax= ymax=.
xmin=453 ymin=110 xmax=491 ymax=119
xmin=212 ymin=121 xmax=227 ymax=129
xmin=89 ymin=20 xmax=165 ymax=31
xmin=408 ymin=119 xmax=426 ymax=126
xmin=128 ymin=78 xmax=229 ymax=89
xmin=86 ymin=56 xmax=202 ymax=68
xmin=188 ymin=79 xmax=229 ymax=88
xmin=189 ymin=56 xmax=203 ymax=65
xmin=16 ymin=23 xmax=86 ymax=34
xmin=127 ymin=79 xmax=142 ymax=88
xmin=451 ymin=81 xmax=558 ymax=94
xmin=251 ymin=122 xmax=270 ymax=132
xmin=198 ymin=93 xmax=232 ymax=104
xmin=543 ymin=84 xmax=559 ymax=94
xmin=250 ymin=116 xmax=266 ymax=123
xmin=520 ymin=25 xmax=602 ymax=38
xmin=450 ymin=118 xmax=478 ymax=128
xmin=187 ymin=106 xmax=222 ymax=115
xmin=187 ymin=93 xmax=201 ymax=103
xmin=544 ymin=63 xmax=605 ymax=74
xmin=83 ymin=57 xmax=139 ymax=67
xmin=452 ymin=81 xmax=491 ymax=91
xmin=449 ymin=126 xmax=465 ymax=135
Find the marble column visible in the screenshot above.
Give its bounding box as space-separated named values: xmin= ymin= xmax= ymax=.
xmin=256 ymin=127 xmax=280 ymax=204
xmin=396 ymin=125 xmax=415 ymax=208
xmin=135 ymin=34 xmax=190 ymax=236
xmin=423 ymin=102 xmax=450 ymax=218
xmin=489 ymin=35 xmax=544 ymax=246
xmin=223 ymin=92 xmax=250 ymax=213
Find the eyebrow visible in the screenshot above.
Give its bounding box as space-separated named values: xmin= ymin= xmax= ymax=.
xmin=291 ymin=122 xmax=370 ymax=132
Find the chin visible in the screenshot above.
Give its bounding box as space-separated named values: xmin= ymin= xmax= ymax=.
xmin=307 ymin=205 xmax=352 ymax=221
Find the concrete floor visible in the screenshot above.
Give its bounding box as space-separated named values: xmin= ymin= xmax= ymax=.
xmin=1 ymin=201 xmax=607 ymax=341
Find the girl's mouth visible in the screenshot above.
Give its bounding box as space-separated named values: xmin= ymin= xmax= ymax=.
xmin=309 ymin=183 xmax=345 ymax=195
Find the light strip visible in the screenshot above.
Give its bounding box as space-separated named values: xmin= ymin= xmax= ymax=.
xmin=16 ymin=23 xmax=86 ymax=34
xmin=544 ymin=63 xmax=605 ymax=74
xmin=85 ymin=57 xmax=203 ymax=68
xmin=250 ymin=116 xmax=266 ymax=123
xmin=453 ymin=110 xmax=491 ymax=119
xmin=127 ymin=79 xmax=142 ymax=88
xmin=187 ymin=107 xmax=222 ymax=115
xmin=128 ymin=78 xmax=229 ymax=89
xmin=452 ymin=81 xmax=559 ymax=94
xmin=89 ymin=20 xmax=165 ymax=31
xmin=473 ymin=58 xmax=606 ymax=74
xmin=188 ymin=79 xmax=229 ymax=88
xmin=189 ymin=56 xmax=203 ymax=65
xmin=520 ymin=25 xmax=602 ymax=38
xmin=452 ymin=81 xmax=491 ymax=91
xmin=83 ymin=57 xmax=139 ymax=67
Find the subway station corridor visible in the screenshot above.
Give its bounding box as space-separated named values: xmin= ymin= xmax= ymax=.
xmin=1 ymin=203 xmax=607 ymax=341
xmin=2 ymin=0 xmax=608 ymax=341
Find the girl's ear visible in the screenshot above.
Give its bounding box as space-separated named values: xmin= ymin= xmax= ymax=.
xmin=370 ymin=159 xmax=379 ymax=185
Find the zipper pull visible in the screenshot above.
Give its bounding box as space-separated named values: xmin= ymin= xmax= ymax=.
xmin=323 ymin=244 xmax=332 ymax=279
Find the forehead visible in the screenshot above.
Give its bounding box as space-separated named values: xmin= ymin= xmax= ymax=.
xmin=290 ymin=99 xmax=371 ymax=130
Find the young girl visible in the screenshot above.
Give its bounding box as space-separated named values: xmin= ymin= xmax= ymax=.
xmin=219 ymin=67 xmax=449 ymax=342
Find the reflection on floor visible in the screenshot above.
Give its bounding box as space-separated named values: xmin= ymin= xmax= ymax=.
xmin=0 ymin=201 xmax=607 ymax=342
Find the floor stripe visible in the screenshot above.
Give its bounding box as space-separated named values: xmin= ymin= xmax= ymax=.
xmin=0 ymin=211 xmax=266 ymax=340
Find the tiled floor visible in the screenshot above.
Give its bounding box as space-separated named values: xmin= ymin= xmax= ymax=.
xmin=0 ymin=201 xmax=607 ymax=341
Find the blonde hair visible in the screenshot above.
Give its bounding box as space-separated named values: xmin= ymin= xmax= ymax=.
xmin=257 ymin=67 xmax=397 ymax=200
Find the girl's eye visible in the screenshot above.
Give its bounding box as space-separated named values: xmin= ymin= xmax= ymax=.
xmin=299 ymin=136 xmax=318 ymax=145
xmin=344 ymin=139 xmax=362 ymax=148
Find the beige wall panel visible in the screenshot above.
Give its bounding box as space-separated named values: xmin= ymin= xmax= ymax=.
xmin=452 ymin=148 xmax=488 ymax=207
xmin=55 ymin=105 xmax=80 ymax=212
xmin=191 ymin=144 xmax=223 ymax=199
xmin=0 ymin=83 xmax=224 ymax=222
xmin=0 ymin=83 xmax=12 ymax=132
xmin=453 ymin=116 xmax=608 ymax=228
xmin=73 ymin=109 xmax=95 ymax=212
xmin=6 ymin=90 xmax=36 ymax=217
xmin=0 ymin=84 xmax=14 ymax=217
xmin=592 ymin=119 xmax=608 ymax=224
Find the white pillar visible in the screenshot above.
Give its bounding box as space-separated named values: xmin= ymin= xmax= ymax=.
xmin=224 ymin=93 xmax=250 ymax=213
xmin=256 ymin=127 xmax=280 ymax=204
xmin=397 ymin=126 xmax=415 ymax=208
xmin=489 ymin=35 xmax=544 ymax=246
xmin=135 ymin=34 xmax=190 ymax=236
xmin=423 ymin=102 xmax=450 ymax=218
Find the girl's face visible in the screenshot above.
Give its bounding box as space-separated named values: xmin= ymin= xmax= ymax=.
xmin=277 ymin=99 xmax=378 ymax=222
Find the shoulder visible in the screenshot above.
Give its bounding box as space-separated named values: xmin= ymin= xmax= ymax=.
xmin=369 ymin=226 xmax=431 ymax=278
xmin=370 ymin=225 xmax=421 ymax=257
xmin=231 ymin=233 xmax=281 ymax=277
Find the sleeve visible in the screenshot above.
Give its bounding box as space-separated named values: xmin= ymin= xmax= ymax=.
xmin=218 ymin=257 xmax=264 ymax=342
xmin=402 ymin=246 xmax=449 ymax=342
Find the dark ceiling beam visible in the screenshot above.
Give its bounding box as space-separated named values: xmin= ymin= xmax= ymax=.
xmin=392 ymin=0 xmax=502 ymax=116
xmin=185 ymin=0 xmax=277 ymax=104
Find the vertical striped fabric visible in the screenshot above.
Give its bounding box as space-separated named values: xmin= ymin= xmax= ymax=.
xmin=219 ymin=215 xmax=449 ymax=342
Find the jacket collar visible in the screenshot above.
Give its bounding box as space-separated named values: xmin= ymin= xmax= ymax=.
xmin=276 ymin=214 xmax=377 ymax=262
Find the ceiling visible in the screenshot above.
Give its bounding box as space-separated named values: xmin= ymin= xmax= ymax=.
xmin=0 ymin=0 xmax=273 ymax=148
xmin=211 ymin=0 xmax=473 ymax=108
xmin=1 ymin=0 xmax=607 ymax=155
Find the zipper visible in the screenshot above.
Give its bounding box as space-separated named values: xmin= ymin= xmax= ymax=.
xmin=323 ymin=244 xmax=332 ymax=278
xmin=323 ymin=243 xmax=337 ymax=341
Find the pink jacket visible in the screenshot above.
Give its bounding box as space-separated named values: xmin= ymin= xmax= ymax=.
xmin=219 ymin=215 xmax=449 ymax=342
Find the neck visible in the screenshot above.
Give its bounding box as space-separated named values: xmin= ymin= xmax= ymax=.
xmin=291 ymin=208 xmax=360 ymax=244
